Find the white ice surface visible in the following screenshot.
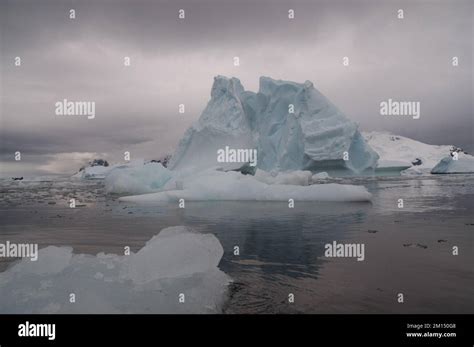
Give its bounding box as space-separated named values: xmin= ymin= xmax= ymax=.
xmin=119 ymin=170 xmax=371 ymax=203
xmin=254 ymin=169 xmax=312 ymax=186
xmin=72 ymin=160 xmax=145 ymax=180
xmin=0 ymin=227 xmax=231 ymax=313
xmin=363 ymin=131 xmax=453 ymax=175
xmin=312 ymin=172 xmax=330 ymax=181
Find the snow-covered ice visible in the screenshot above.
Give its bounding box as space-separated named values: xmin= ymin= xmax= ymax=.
xmin=254 ymin=169 xmax=312 ymax=186
xmin=312 ymin=172 xmax=330 ymax=181
xmin=119 ymin=170 xmax=371 ymax=203
xmin=0 ymin=227 xmax=231 ymax=313
xmin=363 ymin=131 xmax=454 ymax=175
xmin=72 ymin=159 xmax=149 ymax=180
xmin=431 ymin=153 xmax=474 ymax=174
xmin=170 ymin=76 xmax=378 ymax=174
xmin=254 ymin=169 xmax=330 ymax=185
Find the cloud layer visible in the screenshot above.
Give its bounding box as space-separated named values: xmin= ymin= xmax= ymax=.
xmin=1 ymin=0 xmax=472 ymax=175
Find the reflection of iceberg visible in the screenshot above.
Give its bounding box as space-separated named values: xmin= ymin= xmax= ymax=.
xmin=170 ymin=76 xmax=378 ymax=174
xmin=147 ymin=201 xmax=371 ymax=286
xmin=0 ymin=227 xmax=231 ymax=313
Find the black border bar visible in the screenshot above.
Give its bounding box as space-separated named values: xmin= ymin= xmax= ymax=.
xmin=0 ymin=314 xmax=472 ymax=346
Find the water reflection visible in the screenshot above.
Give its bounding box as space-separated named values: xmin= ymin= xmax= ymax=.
xmin=1 ymin=175 xmax=473 ymax=313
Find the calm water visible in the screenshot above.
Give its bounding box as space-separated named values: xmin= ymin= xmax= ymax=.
xmin=0 ymin=175 xmax=473 ymax=313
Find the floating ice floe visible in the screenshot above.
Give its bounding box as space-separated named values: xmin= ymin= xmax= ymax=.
xmin=169 ymin=76 xmax=378 ymax=175
xmin=119 ymin=170 xmax=371 ymax=203
xmin=105 ymin=162 xmax=173 ymax=194
xmin=0 ymin=227 xmax=231 ymax=313
xmin=431 ymin=153 xmax=474 ymax=174
xmin=105 ymin=163 xmax=338 ymax=196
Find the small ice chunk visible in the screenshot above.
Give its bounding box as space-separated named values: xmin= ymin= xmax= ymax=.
xmin=0 ymin=227 xmax=231 ymax=313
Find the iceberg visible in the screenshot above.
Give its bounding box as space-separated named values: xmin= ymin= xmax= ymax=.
xmin=169 ymin=76 xmax=378 ymax=175
xmin=0 ymin=227 xmax=231 ymax=313
xmin=119 ymin=170 xmax=371 ymax=203
xmin=363 ymin=132 xmax=454 ymax=175
xmin=105 ymin=162 xmax=173 ymax=194
xmin=431 ymin=153 xmax=474 ymax=174
xmin=71 ymin=158 xmax=112 ymax=179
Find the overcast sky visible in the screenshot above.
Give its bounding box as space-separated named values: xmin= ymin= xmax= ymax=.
xmin=1 ymin=0 xmax=472 ymax=176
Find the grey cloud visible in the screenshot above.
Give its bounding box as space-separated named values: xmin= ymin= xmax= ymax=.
xmin=0 ymin=0 xmax=472 ymax=175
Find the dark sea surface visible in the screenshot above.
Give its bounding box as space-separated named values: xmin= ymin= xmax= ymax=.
xmin=0 ymin=174 xmax=473 ymax=313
